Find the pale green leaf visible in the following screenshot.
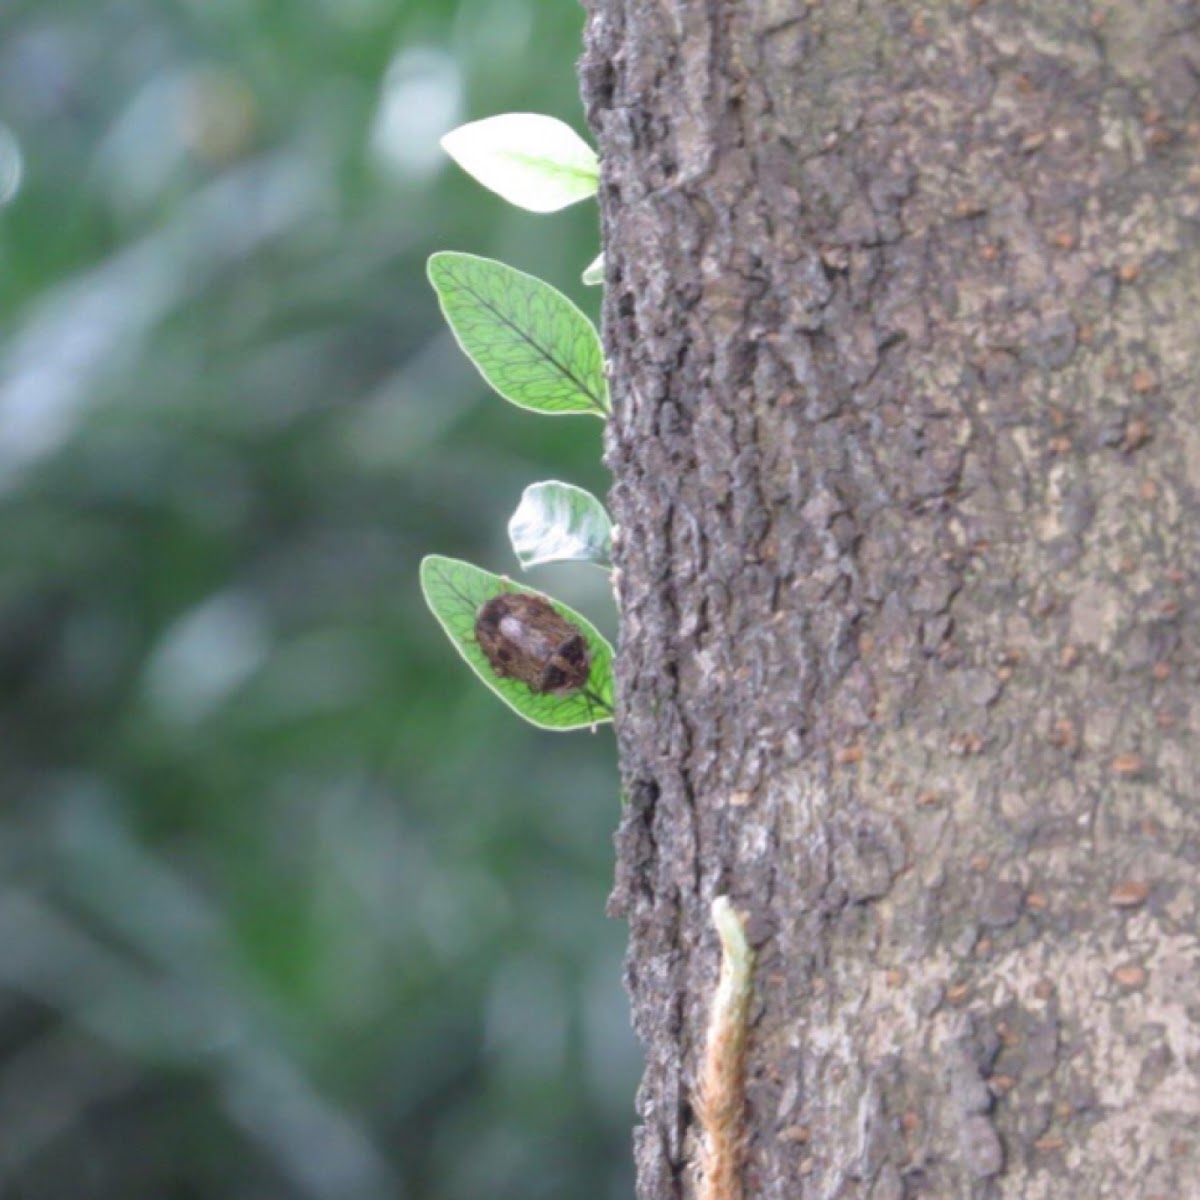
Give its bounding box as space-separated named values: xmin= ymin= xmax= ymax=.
xmin=420 ymin=555 xmax=614 ymax=731
xmin=509 ymin=481 xmax=613 ymax=570
xmin=428 ymin=252 xmax=608 ymax=416
xmin=441 ymin=113 xmax=599 ymax=213
xmin=582 ymin=253 xmax=604 ymax=286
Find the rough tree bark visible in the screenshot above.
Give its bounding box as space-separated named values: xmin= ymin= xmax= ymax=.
xmin=580 ymin=3 xmax=1200 ymax=1198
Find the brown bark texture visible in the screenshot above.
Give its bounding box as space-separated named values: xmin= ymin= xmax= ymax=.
xmin=580 ymin=2 xmax=1200 ymax=1198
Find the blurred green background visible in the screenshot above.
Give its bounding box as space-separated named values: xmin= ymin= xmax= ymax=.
xmin=0 ymin=2 xmax=635 ymax=1197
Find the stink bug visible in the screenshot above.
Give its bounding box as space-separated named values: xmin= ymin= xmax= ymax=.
xmin=420 ymin=554 xmax=614 ymax=730
xmin=474 ymin=592 xmax=592 ymax=695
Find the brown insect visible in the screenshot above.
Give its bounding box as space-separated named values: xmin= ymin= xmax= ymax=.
xmin=474 ymin=592 xmax=592 ymax=695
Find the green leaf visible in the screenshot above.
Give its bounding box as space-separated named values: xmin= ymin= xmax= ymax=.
xmin=509 ymin=481 xmax=613 ymax=570
xmin=581 ymin=253 xmax=604 ymax=286
xmin=420 ymin=555 xmax=614 ymax=731
xmin=428 ymin=252 xmax=609 ymax=417
xmin=441 ymin=113 xmax=599 ymax=213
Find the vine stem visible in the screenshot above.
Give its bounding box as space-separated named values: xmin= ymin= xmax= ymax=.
xmin=696 ymin=895 xmax=755 ymax=1200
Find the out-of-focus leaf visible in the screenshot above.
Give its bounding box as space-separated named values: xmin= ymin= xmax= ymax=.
xmin=508 ymin=481 xmax=612 ymax=570
xmin=581 ymin=253 xmax=603 ymax=286
xmin=441 ymin=113 xmax=598 ymax=212
xmin=420 ymin=555 xmax=613 ymax=731
xmin=427 ymin=252 xmax=608 ymax=416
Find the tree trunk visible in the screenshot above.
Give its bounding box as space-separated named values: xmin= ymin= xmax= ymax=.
xmin=581 ymin=3 xmax=1200 ymax=1197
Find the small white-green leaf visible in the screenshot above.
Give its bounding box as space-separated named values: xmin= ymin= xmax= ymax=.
xmin=582 ymin=253 xmax=604 ymax=286
xmin=428 ymin=251 xmax=608 ymax=417
xmin=441 ymin=113 xmax=599 ymax=213
xmin=509 ymin=481 xmax=613 ymax=570
xmin=420 ymin=555 xmax=613 ymax=731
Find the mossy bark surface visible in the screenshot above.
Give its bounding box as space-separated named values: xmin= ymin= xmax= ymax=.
xmin=582 ymin=3 xmax=1200 ymax=1196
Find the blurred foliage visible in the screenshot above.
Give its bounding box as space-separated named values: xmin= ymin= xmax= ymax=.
xmin=0 ymin=2 xmax=636 ymax=1198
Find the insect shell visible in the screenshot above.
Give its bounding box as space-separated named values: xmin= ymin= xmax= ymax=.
xmin=474 ymin=592 xmax=592 ymax=695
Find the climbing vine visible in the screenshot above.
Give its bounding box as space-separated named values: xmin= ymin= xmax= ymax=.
xmin=421 ymin=111 xmax=614 ymax=731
